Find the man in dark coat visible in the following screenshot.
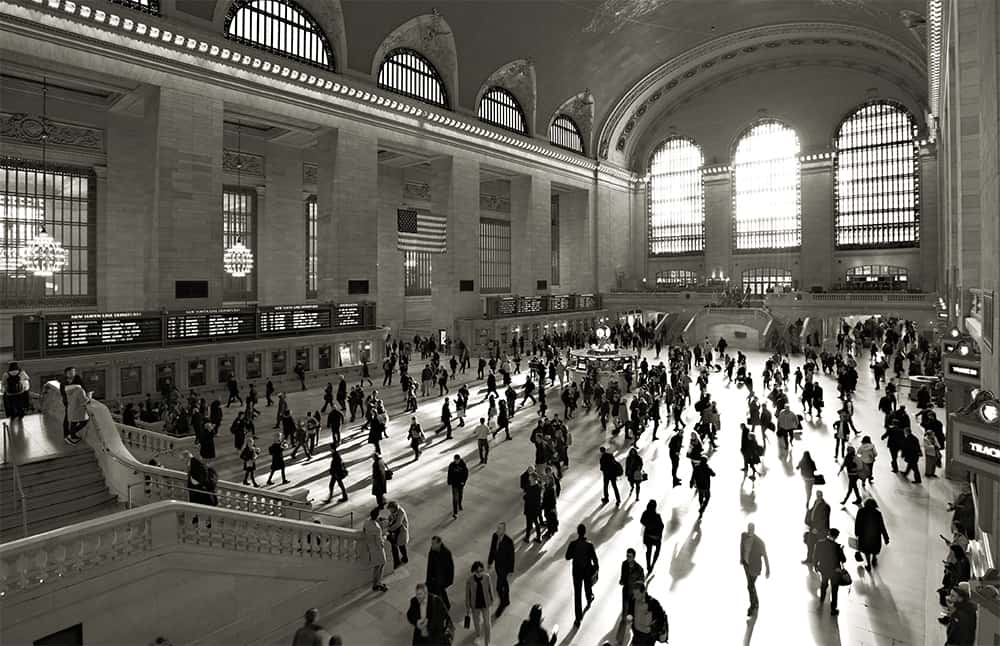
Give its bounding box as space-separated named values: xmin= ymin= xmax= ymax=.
xmin=488 ymin=522 xmax=515 ymax=616
xmin=881 ymin=422 xmax=905 ymax=472
xmin=667 ymin=428 xmax=683 ymax=487
xmin=446 ymin=454 xmax=468 ymax=519
xmin=945 ymin=585 xmax=978 ymax=646
xmin=803 ymin=491 xmax=831 ymax=564
xmin=739 ymin=522 xmax=770 ymax=616
xmin=425 ymin=536 xmax=455 ymax=610
xmin=599 ymin=446 xmax=622 ymax=505
xmin=564 ymin=523 xmax=599 ymax=626
xmin=900 ymin=427 xmax=923 ymax=483
xmin=407 ymin=583 xmax=452 ymax=646
xmin=814 ymin=528 xmax=847 ymax=616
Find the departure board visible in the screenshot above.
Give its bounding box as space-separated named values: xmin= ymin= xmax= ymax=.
xmin=259 ymin=304 xmax=333 ymax=336
xmin=333 ymin=303 xmax=363 ymax=329
xmin=45 ymin=312 xmax=162 ymax=354
xmin=519 ymin=296 xmax=544 ymax=314
xmin=166 ymin=308 xmax=256 ymax=343
xmin=577 ymin=294 xmax=596 ymax=310
xmin=497 ymin=297 xmax=517 ymax=316
xmin=550 ymin=295 xmax=571 ymax=311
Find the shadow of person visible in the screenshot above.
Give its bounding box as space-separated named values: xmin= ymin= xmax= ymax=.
xmin=743 ymin=611 xmax=758 ymax=646
xmin=668 ymin=519 xmax=703 ymax=589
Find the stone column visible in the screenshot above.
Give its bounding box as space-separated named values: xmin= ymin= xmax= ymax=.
xmin=557 ymin=189 xmax=593 ymax=293
xmin=260 ymin=143 xmax=306 ymax=305
xmin=703 ymin=174 xmax=732 ymax=281
xmin=799 ymin=161 xmax=834 ymax=290
xmin=430 ymin=155 xmax=480 ymax=337
xmin=376 ymin=166 xmax=405 ymax=331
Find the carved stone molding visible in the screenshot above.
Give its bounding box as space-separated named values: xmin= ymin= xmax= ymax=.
xmin=480 ymin=193 xmax=511 ymax=213
xmin=1 ymin=113 xmax=103 ymax=151
xmin=223 ymin=149 xmax=264 ymax=176
xmin=303 ymin=163 xmax=318 ymax=185
xmin=403 ymin=180 xmax=431 ymax=201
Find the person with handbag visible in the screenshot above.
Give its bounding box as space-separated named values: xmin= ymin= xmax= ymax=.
xmin=624 ymin=581 xmax=668 ymax=645
xmin=386 ymin=501 xmax=410 ymax=568
xmin=598 ymin=447 xmax=623 ymax=506
xmin=464 ymin=561 xmax=494 ymax=646
xmin=803 ymin=490 xmax=831 ymax=565
xmin=407 ymin=583 xmax=453 ymax=646
xmin=625 ymin=447 xmax=645 ymax=499
xmin=837 ymin=446 xmax=863 ymax=506
xmin=564 ymin=523 xmax=599 ymax=627
xmin=240 ymin=437 xmax=260 ymax=487
xmin=814 ymin=527 xmax=847 ymax=616
xmin=854 ymin=498 xmax=889 ymax=571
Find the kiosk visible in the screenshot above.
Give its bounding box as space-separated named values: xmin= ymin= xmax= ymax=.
xmin=569 ymin=326 xmax=639 ymax=378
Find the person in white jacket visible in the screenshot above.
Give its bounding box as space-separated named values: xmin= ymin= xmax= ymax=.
xmin=63 ymin=375 xmax=91 ymax=444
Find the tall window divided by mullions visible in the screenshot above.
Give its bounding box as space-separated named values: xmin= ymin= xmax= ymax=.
xmin=225 ymin=0 xmax=334 ymax=70
xmin=378 ymin=48 xmax=449 ymax=109
xmin=305 ymin=195 xmax=317 ymax=298
xmin=478 ymin=87 xmax=527 ymax=135
xmin=549 ymin=115 xmax=584 ymax=153
xmin=647 ymin=137 xmax=705 ymax=255
xmin=732 ymin=120 xmax=801 ymax=251
xmin=404 ymin=250 xmax=433 ymax=296
xmin=479 ymin=218 xmax=511 ymax=294
xmin=223 ymin=187 xmax=257 ymax=301
xmin=834 ymin=101 xmax=920 ymax=249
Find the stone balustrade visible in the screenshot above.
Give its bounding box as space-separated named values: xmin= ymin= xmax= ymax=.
xmin=116 ymin=423 xmax=196 ymax=459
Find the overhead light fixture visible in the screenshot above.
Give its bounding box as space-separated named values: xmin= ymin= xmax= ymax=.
xmin=223 ymin=122 xmax=254 ymax=280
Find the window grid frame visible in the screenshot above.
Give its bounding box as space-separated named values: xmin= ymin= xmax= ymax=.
xmin=647 ymin=136 xmax=705 ymax=257
xmin=549 ymin=115 xmax=584 ymax=154
xmin=731 ymin=119 xmax=802 ymax=252
xmin=479 ymin=217 xmax=511 ymax=294
xmin=834 ymin=100 xmax=921 ymax=250
xmin=224 ymin=0 xmax=334 ymax=71
xmin=223 ymin=186 xmax=257 ymax=302
xmin=305 ymin=194 xmax=317 ymax=299
xmin=478 ymin=87 xmax=527 ymax=135
xmin=378 ymin=47 xmax=449 ymax=109
xmin=403 ymin=249 xmax=433 ymax=297
xmin=551 ymin=194 xmax=560 ymax=287
xmin=741 ymin=267 xmax=793 ymax=296
xmin=1 ymin=157 xmax=96 ymax=308
xmin=107 ymin=0 xmax=160 ymax=14
xmin=655 ymin=269 xmax=699 ymax=288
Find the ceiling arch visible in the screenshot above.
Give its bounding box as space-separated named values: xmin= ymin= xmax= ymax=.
xmin=599 ymin=22 xmax=926 ymax=165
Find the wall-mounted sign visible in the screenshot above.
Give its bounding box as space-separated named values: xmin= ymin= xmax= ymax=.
xmin=961 ymin=434 xmax=1000 ymax=466
xmin=948 ymin=364 xmax=980 ymax=379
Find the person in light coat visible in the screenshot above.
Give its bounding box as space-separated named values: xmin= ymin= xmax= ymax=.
xmin=465 ymin=561 xmax=495 ymax=645
xmin=363 ymin=507 xmax=388 ymax=592
xmin=386 ymin=500 xmax=410 ymax=568
xmin=64 ymin=375 xmax=91 ymax=444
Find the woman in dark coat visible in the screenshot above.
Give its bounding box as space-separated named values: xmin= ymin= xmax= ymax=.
xmin=516 ymin=604 xmax=557 ymax=646
xmin=194 ymin=407 xmax=216 ymax=460
xmin=639 ymin=500 xmax=664 ymax=571
xmin=854 ymin=498 xmax=890 ymax=570
xmin=230 ymin=411 xmax=246 ymax=451
xmin=372 ymin=452 xmax=388 ymax=508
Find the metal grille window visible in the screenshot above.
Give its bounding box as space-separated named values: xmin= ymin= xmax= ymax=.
xmin=835 ymin=101 xmax=920 ymax=248
xmin=551 ymin=195 xmax=560 ymax=286
xmin=108 ymin=0 xmax=159 ymax=13
xmin=732 ymin=120 xmax=801 ymax=250
xmin=1 ymin=158 xmax=95 ymax=307
xmin=403 ymin=250 xmax=432 ymax=296
xmin=225 ymin=0 xmax=333 ymax=70
xmin=478 ymin=87 xmax=527 ymax=135
xmin=306 ymin=195 xmax=317 ymax=298
xmin=648 ymin=137 xmax=704 ymax=255
xmin=741 ymin=267 xmax=792 ymax=295
xmin=480 ymin=218 xmax=511 ymax=293
xmin=549 ymin=115 xmax=583 ymax=153
xmin=223 ymin=187 xmax=256 ymax=301
xmin=378 ymin=48 xmax=448 ymax=109
xmin=655 ymin=269 xmax=698 ymax=287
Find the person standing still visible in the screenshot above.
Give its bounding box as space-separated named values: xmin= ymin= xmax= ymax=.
xmin=385 ymin=500 xmax=410 ymax=568
xmin=447 ymin=454 xmax=469 ymax=519
xmin=426 ymin=536 xmax=455 ymax=609
xmin=739 ymin=522 xmax=770 ymax=616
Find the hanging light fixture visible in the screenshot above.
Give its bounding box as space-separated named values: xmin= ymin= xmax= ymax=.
xmin=223 ymin=121 xmax=254 ymax=278
xmin=19 ymin=77 xmax=68 ymax=278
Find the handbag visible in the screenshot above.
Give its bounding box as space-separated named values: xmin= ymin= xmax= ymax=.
xmin=837 ymin=568 xmax=852 ymax=586
xmin=463 ymin=614 xmax=471 ymax=630
xmin=813 ymin=473 xmax=826 ymax=485
xmin=385 ymin=467 xmax=394 ymax=481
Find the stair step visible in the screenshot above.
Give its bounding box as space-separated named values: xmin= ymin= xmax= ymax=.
xmin=1 ymin=459 xmax=102 ymax=492
xmin=0 ymin=468 xmax=106 ymax=512
xmin=0 ymin=498 xmax=122 ymax=543
xmin=1 ymin=449 xmax=96 ymax=477
xmin=0 ymin=488 xmax=118 ymax=532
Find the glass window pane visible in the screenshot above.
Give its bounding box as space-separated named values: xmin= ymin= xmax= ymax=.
xmin=226 ymin=0 xmax=333 ymax=70
xmin=732 ymin=121 xmax=802 ymax=250
xmin=648 ymin=137 xmax=705 ymax=255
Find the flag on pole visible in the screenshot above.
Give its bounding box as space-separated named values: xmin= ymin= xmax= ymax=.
xmin=397 ymin=208 xmax=447 ymax=253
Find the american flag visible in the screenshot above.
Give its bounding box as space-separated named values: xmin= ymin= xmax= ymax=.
xmin=397 ymin=208 xmax=447 ymax=254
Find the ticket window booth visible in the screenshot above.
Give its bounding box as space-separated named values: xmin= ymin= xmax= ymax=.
xmin=942 ymin=345 xmax=982 ymax=414
xmin=946 ymin=390 xmax=1000 ymax=552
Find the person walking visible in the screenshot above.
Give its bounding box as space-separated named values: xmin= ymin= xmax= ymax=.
xmin=266 ymin=433 xmax=289 ymax=485
xmin=426 ymin=536 xmax=455 ymax=610
xmin=291 ymin=608 xmax=324 ymax=646
xmin=857 ymin=436 xmax=878 ymax=485
xmin=625 ymin=447 xmax=645 ymax=499
xmin=796 ymin=451 xmax=818 ymax=507
xmin=516 ymin=604 xmax=558 ymax=646
xmin=624 ymin=582 xmax=668 ymax=646
xmin=372 ymin=451 xmax=389 ymax=509
xmin=325 ymin=444 xmax=348 ymax=503
xmin=240 ymin=437 xmax=260 ymax=487
xmin=564 ymin=523 xmax=599 ymax=627
xmin=837 ymin=445 xmax=863 ymax=506
xmin=447 ymin=454 xmax=468 ymax=519
xmin=437 ymin=399 xmax=454 ymax=440
xmin=464 ymin=561 xmax=494 ymax=646
xmin=691 ymin=456 xmax=716 ymax=516
xmin=814 ymin=528 xmax=847 ymax=616
xmin=522 ymin=470 xmax=544 ymax=543
xmin=599 ymin=446 xmax=623 ymax=505
xmin=385 ymin=500 xmax=410 ymax=568
xmin=854 ymin=498 xmax=889 ymax=571
xmin=406 ymin=583 xmax=453 ymax=646
xmin=363 ymin=507 xmax=388 ymax=592
xmin=668 ymin=427 xmax=683 ymax=487
xmin=488 ymin=522 xmax=515 ymax=616
xmin=406 ymin=417 xmax=425 ymax=461
xmin=475 ymin=417 xmax=491 ymax=465
xmin=739 ymin=522 xmax=771 ymax=616
xmin=640 ymin=500 xmax=664 ymax=571
xmin=900 ymin=427 xmax=923 ymax=483
xmin=616 ymin=548 xmax=645 ymax=641
xmin=803 ymin=491 xmax=831 ymax=564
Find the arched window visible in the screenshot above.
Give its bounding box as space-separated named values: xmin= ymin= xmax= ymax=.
xmin=225 ymin=0 xmax=333 ymax=70
xmin=732 ymin=120 xmax=801 ymax=250
xmin=108 ymin=0 xmax=159 ymax=13
xmin=478 ymin=87 xmax=527 ymax=135
xmin=648 ymin=137 xmax=704 ymax=255
xmin=378 ymin=48 xmax=449 ymax=109
xmin=742 ymin=268 xmax=793 ymax=295
xmin=835 ymin=101 xmax=920 ymax=248
xmin=655 ymin=269 xmax=699 ymax=288
xmin=549 ymin=115 xmax=584 ymax=153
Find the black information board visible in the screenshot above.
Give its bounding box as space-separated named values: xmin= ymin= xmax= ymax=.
xmin=259 ymin=304 xmax=333 ymax=336
xmin=166 ymin=308 xmax=256 ymax=343
xmin=577 ymin=294 xmax=597 ymax=310
xmin=550 ymin=295 xmax=571 ymax=311
xmin=519 ymin=296 xmax=544 ymax=314
xmin=497 ymin=297 xmax=517 ymax=316
xmin=45 ymin=312 xmax=162 ymax=355
xmin=333 ymin=303 xmax=363 ymax=329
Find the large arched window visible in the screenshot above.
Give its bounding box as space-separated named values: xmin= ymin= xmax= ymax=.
xmin=549 ymin=115 xmax=584 ymax=153
xmin=742 ymin=268 xmax=793 ymax=295
xmin=225 ymin=0 xmax=333 ymax=70
xmin=648 ymin=137 xmax=705 ymax=255
xmin=732 ymin=120 xmax=801 ymax=250
xmin=378 ymin=48 xmax=449 ymax=109
xmin=835 ymin=101 xmax=920 ymax=248
xmin=478 ymin=87 xmax=527 ymax=135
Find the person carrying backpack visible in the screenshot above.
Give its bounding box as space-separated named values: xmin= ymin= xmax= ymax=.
xmin=2 ymin=362 xmax=30 ymax=419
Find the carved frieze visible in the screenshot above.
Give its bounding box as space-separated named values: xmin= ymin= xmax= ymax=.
xmin=480 ymin=193 xmax=511 ymax=213
xmin=303 ymin=163 xmax=318 ymax=185
xmin=223 ymin=149 xmax=264 ymax=176
xmin=1 ymin=113 xmax=103 ymax=151
xmin=403 ymin=180 xmax=431 ymax=201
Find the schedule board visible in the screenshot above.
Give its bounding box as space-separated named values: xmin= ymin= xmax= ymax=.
xmin=165 ymin=308 xmax=256 ymax=343
xmin=44 ymin=312 xmax=162 ymax=355
xmin=333 ymin=303 xmax=363 ymax=329
xmin=259 ymin=304 xmax=333 ymax=336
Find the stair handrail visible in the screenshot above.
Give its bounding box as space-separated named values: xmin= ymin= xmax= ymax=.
xmin=1 ymin=422 xmax=29 ymax=539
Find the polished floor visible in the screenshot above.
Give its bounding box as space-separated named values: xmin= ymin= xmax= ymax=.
xmin=199 ymin=346 xmax=956 ymax=646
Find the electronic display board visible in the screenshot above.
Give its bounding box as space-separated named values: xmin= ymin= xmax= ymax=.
xmin=259 ymin=304 xmax=332 ymax=336
xmin=519 ymin=296 xmax=544 ymax=314
xmin=550 ymin=295 xmax=571 ymax=311
xmin=166 ymin=308 xmax=256 ymax=343
xmin=577 ymin=294 xmax=597 ymax=310
xmin=44 ymin=312 xmax=162 ymax=355
xmin=497 ymin=297 xmax=517 ymax=316
xmin=333 ymin=303 xmax=364 ymax=329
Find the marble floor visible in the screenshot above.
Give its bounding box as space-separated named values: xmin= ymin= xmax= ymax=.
xmin=205 ymin=347 xmax=957 ymax=646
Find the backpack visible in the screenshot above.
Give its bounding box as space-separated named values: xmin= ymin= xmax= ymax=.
xmin=5 ymin=371 xmax=22 ymax=394
xmin=612 ymin=459 xmax=624 ymax=478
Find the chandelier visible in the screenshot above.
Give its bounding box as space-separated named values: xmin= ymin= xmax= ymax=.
xmin=20 ymin=77 xmax=68 ymax=278
xmin=223 ymin=121 xmax=254 ymax=278
xmin=223 ymin=238 xmax=254 ymax=277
